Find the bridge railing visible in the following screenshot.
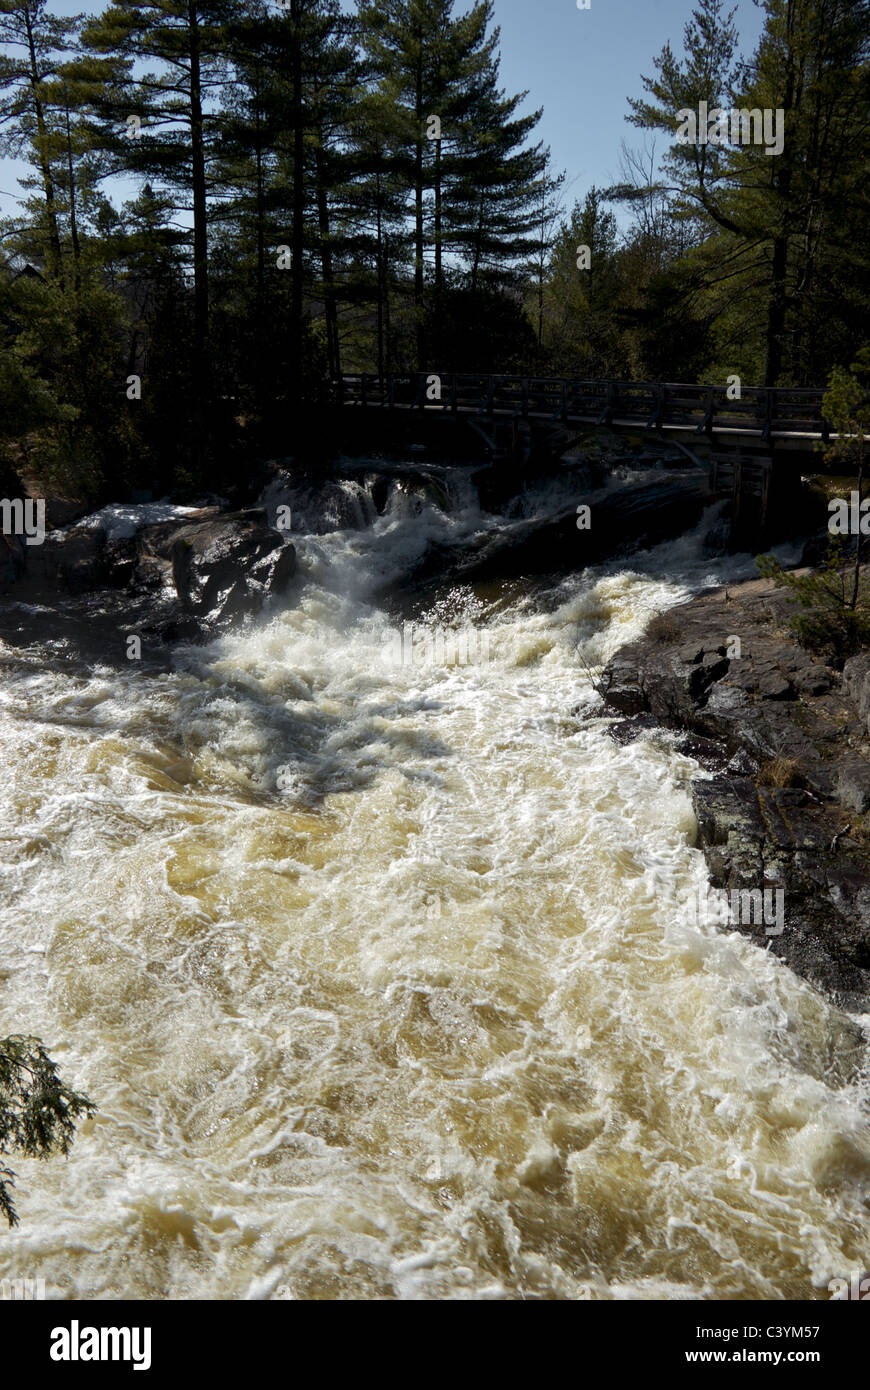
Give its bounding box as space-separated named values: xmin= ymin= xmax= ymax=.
xmin=337 ymin=374 xmax=831 ymax=439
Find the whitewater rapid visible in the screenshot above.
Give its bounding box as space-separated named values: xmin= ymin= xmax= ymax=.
xmin=0 ymin=479 xmax=868 ymax=1299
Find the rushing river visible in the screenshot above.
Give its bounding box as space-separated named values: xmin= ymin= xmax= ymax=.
xmin=0 ymin=474 xmax=868 ymax=1300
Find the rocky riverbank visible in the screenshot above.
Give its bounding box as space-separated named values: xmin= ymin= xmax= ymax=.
xmin=0 ymin=504 xmax=297 ymax=667
xmin=598 ymin=576 xmax=870 ymax=1010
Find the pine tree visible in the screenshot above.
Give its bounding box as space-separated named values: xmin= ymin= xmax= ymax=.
xmin=80 ymin=0 xmax=233 ymax=454
xmin=344 ymin=82 xmax=411 ymax=374
xmin=0 ymin=0 xmax=80 ymax=281
xmin=357 ymin=0 xmax=548 ymax=369
xmin=625 ymin=0 xmax=870 ymax=385
xmin=0 ymin=1034 xmax=94 ymax=1227
xmin=538 ymin=189 xmax=624 ymax=376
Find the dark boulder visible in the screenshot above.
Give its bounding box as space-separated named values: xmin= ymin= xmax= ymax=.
xmin=1 ymin=503 xmax=298 ymax=654
xmin=163 ymin=512 xmax=297 ymax=625
xmin=595 ymin=574 xmax=870 ymax=1009
xmin=406 ymin=475 xmax=712 ymax=591
xmin=598 ymin=579 xmax=869 ymax=807
xmin=692 ymin=776 xmax=870 ymax=1005
xmin=36 ymin=526 xmax=108 ymax=592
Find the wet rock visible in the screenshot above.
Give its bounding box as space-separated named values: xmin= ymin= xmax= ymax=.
xmin=599 ymin=579 xmax=870 ymax=803
xmin=692 ymin=776 xmax=870 ymax=1004
xmin=671 ymin=732 xmax=730 ymax=770
xmin=104 ymin=536 xmax=138 ymax=588
xmin=843 ymin=651 xmax=870 ymax=731
xmin=260 ymin=469 xmax=376 ymax=533
xmin=726 ymin=748 xmax=758 ymax=776
xmin=837 ymin=763 xmax=870 ymax=816
xmin=408 ymin=475 xmax=713 ymax=588
xmin=1 ymin=501 xmax=299 ymax=655
xmin=36 ymin=527 xmax=107 ymax=591
xmin=607 ymin=713 xmax=663 ymax=744
xmin=598 ymin=575 xmax=870 ymax=1008
xmin=599 ymin=661 xmax=649 ymax=715
xmin=166 ymin=513 xmax=297 ymax=623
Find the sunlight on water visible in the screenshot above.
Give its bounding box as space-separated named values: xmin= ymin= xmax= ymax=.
xmin=0 ymin=490 xmax=867 ymax=1300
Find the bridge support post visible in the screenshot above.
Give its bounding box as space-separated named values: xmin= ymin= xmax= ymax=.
xmin=713 ymin=445 xmax=804 ymax=553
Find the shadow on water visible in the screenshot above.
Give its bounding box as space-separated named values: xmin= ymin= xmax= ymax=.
xmin=1 ymin=600 xmax=457 ymax=813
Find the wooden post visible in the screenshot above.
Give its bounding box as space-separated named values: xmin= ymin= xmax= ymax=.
xmin=732 ymin=455 xmax=744 ymax=549
xmin=760 ymin=457 xmax=771 ymax=534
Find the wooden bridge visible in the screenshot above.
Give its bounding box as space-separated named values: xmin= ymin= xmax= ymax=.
xmin=336 ymin=373 xmax=833 ymax=447
xmin=336 ymin=372 xmax=846 ymax=547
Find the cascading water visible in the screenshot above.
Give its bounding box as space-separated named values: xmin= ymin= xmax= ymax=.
xmin=0 ymin=474 xmax=868 ymax=1300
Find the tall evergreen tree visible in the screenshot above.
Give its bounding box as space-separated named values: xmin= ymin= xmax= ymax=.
xmin=0 ymin=0 xmax=79 ymax=281
xmin=81 ymin=0 xmax=232 ymax=448
xmin=357 ymin=0 xmax=546 ymax=368
xmin=626 ymin=0 xmax=870 ymax=384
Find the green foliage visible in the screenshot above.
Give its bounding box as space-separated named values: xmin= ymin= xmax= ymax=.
xmin=0 ymin=1034 xmax=94 ymax=1227
xmin=820 ymin=355 xmax=870 ymax=471
xmin=421 ymin=279 xmax=536 ymax=372
xmin=536 ymin=188 xmax=626 ymax=375
xmin=757 ymin=542 xmax=870 ymax=664
xmin=0 ymin=269 xmax=135 ymax=497
xmin=1 ymin=0 xmax=870 ymax=494
xmin=624 ymin=0 xmax=870 ymax=387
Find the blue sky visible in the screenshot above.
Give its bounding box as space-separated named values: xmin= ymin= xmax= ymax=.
xmin=0 ymin=0 xmax=766 ymax=226
xmin=489 ymin=0 xmax=764 ymax=207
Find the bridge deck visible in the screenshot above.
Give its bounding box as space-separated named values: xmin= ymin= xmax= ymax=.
xmin=336 ymin=373 xmax=863 ymax=446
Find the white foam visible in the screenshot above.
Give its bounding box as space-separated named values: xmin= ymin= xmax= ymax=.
xmin=0 ymin=482 xmax=866 ymax=1300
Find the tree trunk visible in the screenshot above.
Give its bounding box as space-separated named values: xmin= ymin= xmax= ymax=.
xmin=24 ymin=10 xmax=63 ymax=284
xmin=290 ymin=0 xmax=305 ymax=408
xmin=64 ymin=98 xmax=80 ymax=291
xmin=763 ymin=25 xmax=797 ymax=387
xmin=414 ymin=53 xmax=425 ymax=370
xmin=188 ymin=0 xmax=209 ymax=453
xmin=383 ymin=233 xmax=392 ymax=371
xmin=375 ymin=171 xmax=384 ymax=381
xmin=255 ymin=83 xmax=265 ymax=305
xmin=254 ymin=81 xmax=266 ymax=427
xmin=314 ymin=144 xmax=339 ymax=379
xmin=433 ymin=134 xmax=441 ymax=362
xmin=536 ymin=182 xmax=546 ymax=349
xmin=470 ymin=194 xmax=483 ymax=297
xmin=763 ymin=231 xmax=789 ymax=387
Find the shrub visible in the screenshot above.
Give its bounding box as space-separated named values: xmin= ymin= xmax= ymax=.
xmin=647 ymin=611 xmax=683 ymax=644
xmin=757 ymin=755 xmax=803 ymax=789
xmin=757 ymin=542 xmax=870 ymax=665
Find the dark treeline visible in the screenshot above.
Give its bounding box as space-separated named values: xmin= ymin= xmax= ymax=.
xmin=0 ymin=0 xmax=868 ymax=498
